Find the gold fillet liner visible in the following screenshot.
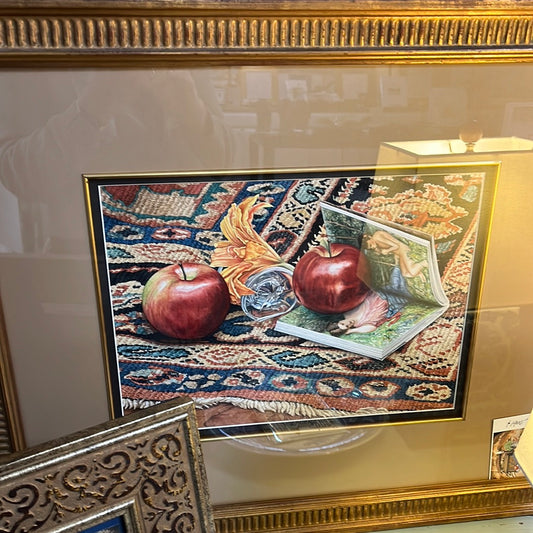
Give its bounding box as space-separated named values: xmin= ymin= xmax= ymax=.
xmin=1 ymin=11 xmax=533 ymax=60
xmin=0 ymin=295 xmax=25 ymax=454
xmin=213 ymin=479 xmax=533 ymax=533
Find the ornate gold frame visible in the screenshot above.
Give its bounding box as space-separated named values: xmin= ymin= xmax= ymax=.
xmin=1 ymin=1 xmax=533 ymax=64
xmin=213 ymin=478 xmax=532 ymax=532
xmin=0 ymin=1 xmax=532 ymax=532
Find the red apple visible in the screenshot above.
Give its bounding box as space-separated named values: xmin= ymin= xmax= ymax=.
xmin=142 ymin=262 xmax=230 ymax=340
xmin=292 ymin=243 xmax=371 ymax=314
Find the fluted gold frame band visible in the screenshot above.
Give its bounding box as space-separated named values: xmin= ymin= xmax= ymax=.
xmin=1 ymin=1 xmax=532 ymax=532
xmin=213 ymin=479 xmax=533 ymax=533
xmin=1 ymin=4 xmax=533 ymax=64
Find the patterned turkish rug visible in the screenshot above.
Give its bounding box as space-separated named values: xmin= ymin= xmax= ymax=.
xmin=94 ymin=167 xmax=494 ymax=437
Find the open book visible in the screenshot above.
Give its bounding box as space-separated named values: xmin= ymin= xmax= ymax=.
xmin=275 ymin=202 xmax=449 ymax=360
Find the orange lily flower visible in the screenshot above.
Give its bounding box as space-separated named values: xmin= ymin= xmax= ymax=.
xmin=211 ymin=196 xmax=286 ymax=304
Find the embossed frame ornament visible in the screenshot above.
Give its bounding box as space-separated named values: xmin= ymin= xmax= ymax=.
xmin=1 ymin=1 xmax=533 ymax=533
xmin=0 ymin=397 xmax=215 ymax=533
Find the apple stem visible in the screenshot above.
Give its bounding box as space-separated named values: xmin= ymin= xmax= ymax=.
xmin=319 ymin=237 xmax=332 ymax=257
xmin=178 ymin=262 xmax=187 ymax=281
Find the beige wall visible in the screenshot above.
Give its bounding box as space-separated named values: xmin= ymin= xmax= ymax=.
xmin=0 ymin=64 xmax=532 ymax=505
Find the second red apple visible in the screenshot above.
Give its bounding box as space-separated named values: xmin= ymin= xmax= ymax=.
xmin=292 ymin=243 xmax=371 ymax=314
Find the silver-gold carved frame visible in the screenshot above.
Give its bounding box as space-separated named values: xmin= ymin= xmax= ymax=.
xmin=0 ymin=1 xmax=532 ymax=532
xmin=0 ymin=396 xmax=215 ymax=533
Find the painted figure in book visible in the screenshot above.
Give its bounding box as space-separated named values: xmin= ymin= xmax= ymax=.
xmin=329 ymin=290 xmax=389 ymax=335
xmin=328 ymin=229 xmax=431 ymax=336
xmin=365 ymin=230 xmax=429 ymax=281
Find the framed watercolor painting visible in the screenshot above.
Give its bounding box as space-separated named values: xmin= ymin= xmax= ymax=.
xmin=84 ymin=162 xmax=498 ymax=440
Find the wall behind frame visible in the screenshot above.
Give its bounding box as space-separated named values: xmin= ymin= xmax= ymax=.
xmin=0 ymin=63 xmax=532 ymax=505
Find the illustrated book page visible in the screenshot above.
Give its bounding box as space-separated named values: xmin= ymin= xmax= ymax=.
xmin=275 ymin=202 xmax=449 ymax=360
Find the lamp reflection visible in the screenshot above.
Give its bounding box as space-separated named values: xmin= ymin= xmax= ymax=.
xmin=515 ymin=408 xmax=533 ymax=485
xmin=377 ymin=135 xmax=533 ymax=312
xmin=379 ymin=136 xmax=533 ymax=158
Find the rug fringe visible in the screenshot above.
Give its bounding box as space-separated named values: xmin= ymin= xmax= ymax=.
xmin=122 ymin=397 xmax=389 ymax=419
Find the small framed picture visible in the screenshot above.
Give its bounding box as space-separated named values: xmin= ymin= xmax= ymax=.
xmin=81 ymin=516 xmax=128 ymax=533
xmin=490 ymin=413 xmax=530 ymax=479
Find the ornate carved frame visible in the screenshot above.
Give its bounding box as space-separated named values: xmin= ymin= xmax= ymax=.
xmin=0 ymin=397 xmax=214 ymax=533
xmin=0 ymin=1 xmax=532 ymax=532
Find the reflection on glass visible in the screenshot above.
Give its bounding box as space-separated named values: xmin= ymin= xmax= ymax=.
xmin=0 ymin=70 xmax=234 ymax=255
xmin=224 ymin=423 xmax=382 ymax=456
xmin=459 ymin=119 xmax=484 ymax=152
xmin=211 ymin=65 xmax=533 ymax=171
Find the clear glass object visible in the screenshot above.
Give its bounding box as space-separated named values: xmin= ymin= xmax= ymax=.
xmin=241 ymin=266 xmax=297 ymax=321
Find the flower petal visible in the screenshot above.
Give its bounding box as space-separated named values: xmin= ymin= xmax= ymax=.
xmin=211 ymin=196 xmax=286 ymax=304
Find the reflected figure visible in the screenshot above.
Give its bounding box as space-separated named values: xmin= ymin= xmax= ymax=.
xmin=0 ymin=70 xmax=235 ymax=254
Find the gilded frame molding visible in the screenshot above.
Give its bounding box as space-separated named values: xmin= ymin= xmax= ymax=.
xmin=0 ymin=295 xmax=24 ymax=455
xmin=0 ymin=1 xmax=532 ymax=532
xmin=1 ymin=2 xmax=533 ymax=65
xmin=213 ymin=478 xmax=533 ymax=532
